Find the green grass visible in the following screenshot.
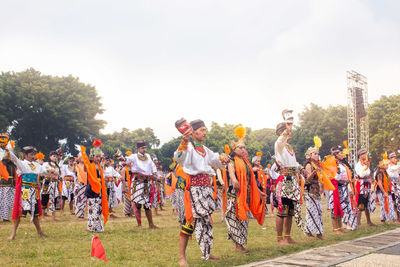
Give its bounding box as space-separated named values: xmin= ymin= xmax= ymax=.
xmin=0 ymin=200 xmax=398 ymax=267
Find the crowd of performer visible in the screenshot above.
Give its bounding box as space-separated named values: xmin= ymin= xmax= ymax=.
xmin=0 ymin=111 xmax=400 ymax=267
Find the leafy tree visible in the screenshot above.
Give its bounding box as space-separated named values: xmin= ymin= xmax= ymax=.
xmin=369 ymin=94 xmax=400 ymax=166
xmin=0 ymin=68 xmax=105 ymax=155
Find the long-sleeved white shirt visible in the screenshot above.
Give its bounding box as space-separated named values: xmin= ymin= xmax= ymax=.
xmin=126 ymin=153 xmax=157 ymax=176
xmin=9 ymin=151 xmax=48 ymax=176
xmin=355 ymin=161 xmax=371 ymax=178
xmin=387 ymin=163 xmax=400 ymax=179
xmin=103 ymin=166 xmax=122 ymax=179
xmin=274 ymin=131 xmax=297 ymax=168
xmin=174 ymin=142 xmax=222 ymax=176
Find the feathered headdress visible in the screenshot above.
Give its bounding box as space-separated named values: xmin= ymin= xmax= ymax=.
xmin=231 ymin=126 xmax=246 ymax=150
xmin=305 ymin=136 xmax=321 ymax=159
xmin=90 ymin=139 xmax=103 ymax=156
xmin=380 ymin=152 xmax=390 ymax=167
xmin=224 ymin=144 xmax=231 ymax=155
xmin=125 ymin=150 xmax=132 ymax=156
xmin=343 ymin=140 xmax=350 ymax=155
xmin=35 ymin=152 xmax=45 ymax=160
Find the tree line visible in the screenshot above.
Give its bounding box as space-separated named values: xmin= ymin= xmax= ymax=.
xmin=1 ymin=69 xmax=399 ymax=169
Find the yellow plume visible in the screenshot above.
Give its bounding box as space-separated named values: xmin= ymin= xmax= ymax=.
xmin=172 ymin=158 xmax=176 ymax=163
xmin=256 ymin=152 xmax=262 ymax=158
xmin=125 ymin=150 xmax=132 ymax=156
xmin=343 ymin=140 xmax=348 ymax=149
xmin=383 ymin=153 xmax=388 ymax=160
xmin=313 ymin=136 xmax=322 ymax=148
xmin=224 ymin=144 xmax=231 ymax=155
xmin=234 ymin=126 xmax=246 ymax=140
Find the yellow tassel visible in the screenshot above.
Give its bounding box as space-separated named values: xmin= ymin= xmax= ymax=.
xmin=234 ymin=126 xmax=246 ymax=140
xmin=224 ymin=144 xmax=231 ymax=155
xmin=256 ymin=152 xmax=262 ymax=157
xmin=313 ymin=136 xmax=322 ymax=148
xmin=343 ymin=140 xmax=348 ymax=149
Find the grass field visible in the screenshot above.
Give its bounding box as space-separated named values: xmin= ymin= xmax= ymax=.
xmin=0 ymin=200 xmax=398 ymax=267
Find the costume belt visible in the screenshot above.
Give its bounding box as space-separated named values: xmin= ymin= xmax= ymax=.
xmin=190 ymin=174 xmax=210 ymax=187
xmin=64 ymin=176 xmax=74 ymax=182
xmin=22 ymin=173 xmax=39 ymax=188
xmin=134 ymin=173 xmax=153 ymax=182
xmin=280 ymin=167 xmax=298 ymax=176
xmin=390 ymin=177 xmax=400 ymax=183
xmin=104 ymin=177 xmax=115 ymax=182
xmin=0 ymin=177 xmax=15 ymax=187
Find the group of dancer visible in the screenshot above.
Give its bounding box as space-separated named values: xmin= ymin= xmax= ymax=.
xmin=0 ymin=110 xmax=400 ymax=267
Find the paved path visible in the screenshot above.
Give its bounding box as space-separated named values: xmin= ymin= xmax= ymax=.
xmin=238 ymin=228 xmax=400 ymax=267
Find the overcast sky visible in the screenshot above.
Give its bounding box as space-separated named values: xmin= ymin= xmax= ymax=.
xmin=1 ymin=0 xmax=399 ymax=144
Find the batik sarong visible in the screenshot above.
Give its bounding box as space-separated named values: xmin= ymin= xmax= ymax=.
xmin=304 ymin=194 xmax=323 ymax=235
xmin=123 ymin=193 xmax=133 ymax=216
xmin=376 ymin=191 xmax=396 ymax=222
xmin=0 ymin=186 xmax=15 ymax=220
xmin=225 ymin=197 xmax=249 ymax=245
xmin=74 ymin=182 xmax=87 ymax=218
xmin=87 ymin=197 xmax=103 ymax=232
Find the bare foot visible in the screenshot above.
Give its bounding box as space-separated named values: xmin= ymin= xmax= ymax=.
xmin=70 ymin=212 xmax=75 ymax=215
xmin=286 ymin=237 xmax=298 ymax=244
xmin=60 ymin=211 xmax=65 ymax=216
xmin=178 ymin=257 xmax=188 ymax=267
xmin=110 ymin=214 xmax=118 ymax=218
xmin=316 ymin=234 xmax=325 ymax=240
xmin=334 ymin=230 xmax=344 ymax=235
xmin=149 ymin=224 xmax=159 ymax=229
xmin=38 ymin=232 xmax=48 ymax=237
xmin=137 ymin=224 xmax=142 ymax=229
xmin=209 ymin=254 xmax=220 ymax=260
xmin=43 ymin=213 xmax=50 ymax=217
xmin=305 ymin=234 xmax=315 ymax=239
xmin=235 ymin=245 xmax=249 ymax=253
xmin=7 ymin=233 xmax=16 ymax=240
xmin=277 ymin=239 xmax=290 ymax=245
xmin=367 ymin=223 xmax=376 ymax=227
xmin=52 ymin=217 xmax=59 ymax=221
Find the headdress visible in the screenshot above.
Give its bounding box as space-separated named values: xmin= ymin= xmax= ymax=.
xmin=330 ymin=145 xmax=342 ymax=155
xmin=136 ymin=139 xmax=146 ymax=148
xmin=388 ymin=152 xmax=396 ymax=159
xmin=305 ymin=136 xmax=321 ymax=159
xmin=252 ymin=152 xmax=262 ymax=164
xmin=230 ymin=126 xmax=246 ymax=150
xmin=22 ymin=146 xmax=37 ymax=154
xmin=275 ymin=122 xmax=286 ymax=136
xmin=125 ymin=150 xmax=132 ymax=156
xmin=35 ymin=152 xmax=45 ymax=160
xmin=379 ymin=153 xmax=390 ymax=167
xmin=49 ymin=151 xmax=58 ymax=157
xmin=90 ymin=139 xmax=103 ymax=156
xmin=189 ymin=119 xmax=205 ymax=131
xmin=358 ymin=147 xmax=367 ymax=157
xmin=343 ymin=141 xmax=350 ymax=155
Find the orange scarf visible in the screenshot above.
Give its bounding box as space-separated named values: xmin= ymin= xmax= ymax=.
xmin=222 ymin=168 xmax=228 ymax=216
xmin=381 ymin=169 xmax=390 ymax=214
xmin=257 ymin=168 xmax=268 ymax=225
xmin=76 ymin=163 xmax=88 ymax=185
xmin=0 ymin=161 xmax=9 ymax=181
xmin=184 ymin=174 xmax=193 ymax=223
xmin=124 ymin=166 xmax=131 ymax=198
xmin=81 ymin=146 xmax=109 ymax=224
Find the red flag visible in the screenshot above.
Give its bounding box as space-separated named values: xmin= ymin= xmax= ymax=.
xmin=91 ymin=236 xmax=107 ymax=262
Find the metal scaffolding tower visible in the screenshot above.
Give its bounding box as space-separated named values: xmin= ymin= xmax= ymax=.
xmin=347 ymin=70 xmax=369 ymax=168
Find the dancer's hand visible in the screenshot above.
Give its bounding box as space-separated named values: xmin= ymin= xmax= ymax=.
xmin=182 ymin=130 xmax=191 ymax=143
xmin=233 ymin=179 xmax=240 ymax=190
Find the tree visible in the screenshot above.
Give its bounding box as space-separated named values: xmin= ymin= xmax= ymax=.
xmin=100 ymin=127 xmax=160 ymax=157
xmin=369 ymin=94 xmax=400 ymax=166
xmin=0 ymin=68 xmax=105 ymax=155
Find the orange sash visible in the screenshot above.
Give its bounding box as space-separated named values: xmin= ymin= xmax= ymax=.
xmin=234 ymin=156 xmax=249 ymax=220
xmin=0 ymin=161 xmax=9 ymax=181
xmin=222 ymin=168 xmax=228 ymax=216
xmin=76 ymin=163 xmax=87 ymax=185
xmin=184 ymin=175 xmax=193 ymax=223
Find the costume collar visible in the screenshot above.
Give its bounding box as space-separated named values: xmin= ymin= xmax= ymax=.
xmin=193 ymin=140 xmax=202 ymax=147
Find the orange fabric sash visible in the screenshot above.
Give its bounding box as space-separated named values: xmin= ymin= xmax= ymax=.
xmin=257 ymin=168 xmax=268 ymax=225
xmin=382 ymin=170 xmax=390 ymax=213
xmin=234 ymin=156 xmax=249 ymax=220
xmin=184 ymin=175 xmax=193 ymax=223
xmin=76 ymin=163 xmax=88 ymax=185
xmin=0 ymin=161 xmax=9 ymax=181
xmin=212 ymin=175 xmax=218 ymax=200
xmin=311 ymin=160 xmax=335 ymax=191
xmin=125 ymin=166 xmax=131 ymax=198
xmin=222 ymin=168 xmax=228 ymax=216
xmin=243 ymin=157 xmax=263 ymax=225
xmin=81 ymin=146 xmax=109 ymax=224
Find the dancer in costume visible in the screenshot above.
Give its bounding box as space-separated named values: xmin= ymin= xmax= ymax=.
xmin=174 ymin=162 xmax=188 ymax=226
xmin=303 ymin=142 xmax=324 ymax=239
xmin=375 ymin=155 xmax=397 ymax=223
xmin=273 ymin=111 xmax=303 ymax=245
xmin=103 ymin=156 xmax=121 ymax=218
xmin=0 ymin=133 xmax=17 ymax=221
xmin=81 ymin=140 xmax=109 ymax=232
xmin=252 ymin=152 xmax=269 ymax=216
xmin=388 ymin=152 xmax=400 ymax=222
xmin=150 ymin=154 xmax=161 ymax=216
xmin=174 ymin=119 xmax=229 ymax=266
xmin=225 ymin=126 xmax=265 ymax=253
xmin=119 ymin=158 xmax=134 ymax=217
xmin=60 ymin=156 xmax=76 ymax=215
xmin=74 ymin=155 xmax=87 ymax=219
xmin=7 ymin=146 xmax=48 ymax=240
xmin=355 ymin=148 xmax=376 ymax=227
xmin=328 ymin=146 xmax=356 ymax=234
xmin=41 ymin=151 xmax=61 ymax=220
xmin=126 ymin=140 xmax=158 ymax=228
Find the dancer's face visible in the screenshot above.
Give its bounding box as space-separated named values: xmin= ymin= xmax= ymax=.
xmin=234 ymin=144 xmax=246 ymax=157
xmin=192 ymin=126 xmax=207 ymax=143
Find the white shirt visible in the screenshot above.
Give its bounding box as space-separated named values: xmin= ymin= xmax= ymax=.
xmin=270 ymin=163 xmax=280 ymax=180
xmin=274 ymin=131 xmax=298 ymax=168
xmin=355 ymin=161 xmax=371 ymax=178
xmin=126 ymin=153 xmax=157 ymax=176
xmin=387 ymin=163 xmax=400 ymax=179
xmin=103 ymin=166 xmax=122 ymax=179
xmin=9 ymin=151 xmax=47 ymax=176
xmin=60 ymin=164 xmax=77 ymax=181
xmin=174 ymin=142 xmax=222 ymax=176
xmin=42 ymin=162 xmax=61 ymax=177
xmin=335 ymin=163 xmax=349 ymax=182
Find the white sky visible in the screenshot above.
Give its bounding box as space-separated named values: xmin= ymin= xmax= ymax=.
xmin=1 ymin=0 xmax=399 ymax=145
